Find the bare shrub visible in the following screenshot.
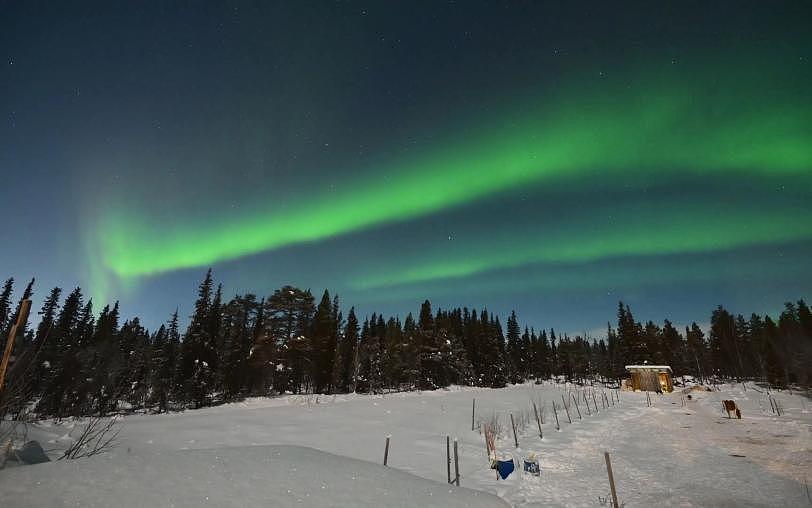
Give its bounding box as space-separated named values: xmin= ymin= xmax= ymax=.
xmin=58 ymin=416 xmax=121 ymax=460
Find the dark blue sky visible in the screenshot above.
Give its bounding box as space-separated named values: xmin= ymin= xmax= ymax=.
xmin=2 ymin=1 xmax=810 ymax=334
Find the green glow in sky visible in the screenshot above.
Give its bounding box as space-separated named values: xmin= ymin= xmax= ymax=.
xmin=353 ymin=199 xmax=812 ymax=289
xmin=94 ymin=57 xmax=811 ymax=284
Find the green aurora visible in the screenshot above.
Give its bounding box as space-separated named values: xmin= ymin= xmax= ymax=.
xmin=91 ymin=55 xmax=811 ymax=295
xmin=353 ymin=196 xmax=812 ymax=290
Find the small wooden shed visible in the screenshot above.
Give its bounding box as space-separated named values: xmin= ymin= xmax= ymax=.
xmin=625 ymin=365 xmax=673 ymax=393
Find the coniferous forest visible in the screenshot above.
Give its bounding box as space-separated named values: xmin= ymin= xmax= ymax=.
xmin=0 ymin=270 xmax=810 ymax=419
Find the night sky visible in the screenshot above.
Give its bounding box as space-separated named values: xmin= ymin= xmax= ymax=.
xmin=2 ymin=1 xmax=811 ymax=334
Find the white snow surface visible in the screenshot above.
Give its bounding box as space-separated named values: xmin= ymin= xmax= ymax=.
xmin=2 ymin=382 xmax=810 ymax=507
xmin=0 ymin=444 xmax=504 ymax=507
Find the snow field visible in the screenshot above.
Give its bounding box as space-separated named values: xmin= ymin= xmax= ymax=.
xmin=2 ymin=382 xmax=810 ymax=507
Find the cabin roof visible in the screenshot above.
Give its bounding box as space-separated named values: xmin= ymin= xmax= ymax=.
xmin=625 ymin=365 xmax=672 ymax=372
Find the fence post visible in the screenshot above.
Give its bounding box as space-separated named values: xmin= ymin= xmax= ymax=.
xmin=561 ymin=394 xmax=572 ymax=424
xmin=453 ymin=438 xmax=460 ymax=486
xmin=446 ymin=435 xmax=451 ymax=484
xmin=510 ymin=413 xmax=519 ymax=447
xmin=571 ymin=393 xmax=582 ymax=419
xmin=471 ymin=398 xmax=476 ymax=431
xmin=583 ymin=391 xmax=592 ymax=416
xmin=604 ymin=452 xmax=619 ymax=508
xmin=383 ymin=435 xmax=390 ymax=466
xmin=552 ymin=401 xmax=560 ymax=430
xmin=532 ymin=401 xmax=543 ymax=439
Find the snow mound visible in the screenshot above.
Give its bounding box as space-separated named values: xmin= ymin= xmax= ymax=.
xmin=0 ymin=444 xmax=507 ymax=507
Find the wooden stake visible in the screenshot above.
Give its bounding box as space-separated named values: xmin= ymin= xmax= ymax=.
xmin=0 ymin=299 xmax=31 ymax=394
xmin=453 ymin=438 xmax=460 ymax=486
xmin=604 ymin=452 xmax=619 ymax=508
xmin=583 ymin=391 xmax=592 ymax=416
xmin=571 ymin=393 xmax=582 ymax=419
xmin=561 ymin=394 xmax=572 ymax=424
xmin=552 ymin=401 xmax=560 ymax=430
xmin=383 ymin=435 xmax=390 ymax=466
xmin=510 ymin=413 xmax=519 ymax=447
xmin=446 ymin=435 xmax=451 ymax=484
xmin=471 ymin=398 xmax=476 ymax=431
xmin=592 ymin=391 xmax=599 ymax=413
xmin=532 ymin=401 xmax=543 ymax=439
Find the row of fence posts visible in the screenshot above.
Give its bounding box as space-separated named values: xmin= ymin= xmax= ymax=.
xmin=381 ymin=389 xmax=623 ymax=492
xmin=508 ymin=387 xmax=621 ymax=448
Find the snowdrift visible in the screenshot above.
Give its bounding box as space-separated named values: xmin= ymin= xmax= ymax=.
xmin=0 ymin=444 xmax=508 ymax=507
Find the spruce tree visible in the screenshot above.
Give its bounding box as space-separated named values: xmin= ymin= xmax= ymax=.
xmin=312 ymin=290 xmax=337 ymax=393
xmin=0 ymin=277 xmax=13 ymax=340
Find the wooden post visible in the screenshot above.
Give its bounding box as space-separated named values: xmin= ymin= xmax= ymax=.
xmin=532 ymin=401 xmax=543 ymax=439
xmin=571 ymin=393 xmax=582 ymax=419
xmin=447 ymin=435 xmax=452 ymax=481
xmin=583 ymin=391 xmax=592 ymax=416
xmin=483 ymin=428 xmax=490 ymax=457
xmin=552 ymin=401 xmax=560 ymax=430
xmin=383 ymin=435 xmax=390 ymax=466
xmin=510 ymin=413 xmax=519 ymax=447
xmin=561 ymin=394 xmax=572 ymax=424
xmin=0 ymin=299 xmax=31 ymax=394
xmin=592 ymin=391 xmax=599 ymax=413
xmin=604 ymin=452 xmax=619 ymax=508
xmin=471 ymin=398 xmax=476 ymax=431
xmin=453 ymin=438 xmax=460 ymax=486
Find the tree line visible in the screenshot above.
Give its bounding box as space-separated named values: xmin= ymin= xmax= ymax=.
xmin=0 ymin=271 xmax=809 ymax=419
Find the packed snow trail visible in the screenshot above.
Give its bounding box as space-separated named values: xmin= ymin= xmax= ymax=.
xmin=4 ymin=383 xmax=810 ymax=506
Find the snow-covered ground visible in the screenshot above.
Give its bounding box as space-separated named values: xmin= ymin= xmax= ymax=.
xmin=2 ymin=382 xmax=810 ymax=507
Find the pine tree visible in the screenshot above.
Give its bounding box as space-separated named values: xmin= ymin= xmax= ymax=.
xmin=0 ymin=277 xmax=13 ymax=341
xmin=338 ymin=307 xmax=359 ymax=392
xmin=660 ymin=320 xmax=685 ymax=374
xmin=685 ymin=323 xmax=706 ymax=381
xmin=312 ymin=290 xmax=337 ymax=393
xmin=38 ymin=287 xmax=83 ymax=418
xmin=505 ymin=311 xmax=522 ymax=383
xmin=262 ymin=285 xmax=315 ymax=394
xmin=177 ymin=269 xmax=215 ymax=407
xmin=10 ymin=278 xmax=35 ymax=351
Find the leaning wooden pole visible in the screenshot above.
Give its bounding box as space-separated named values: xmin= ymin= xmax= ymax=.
xmin=571 ymin=393 xmax=582 ymax=419
xmin=552 ymin=401 xmax=560 ymax=430
xmin=532 ymin=401 xmax=543 ymax=439
xmin=0 ymin=299 xmax=31 ymax=394
xmin=604 ymin=452 xmax=619 ymax=508
xmin=510 ymin=413 xmax=519 ymax=447
xmin=383 ymin=435 xmax=390 ymax=466
xmin=471 ymin=398 xmax=476 ymax=431
xmin=561 ymin=394 xmax=572 ymax=424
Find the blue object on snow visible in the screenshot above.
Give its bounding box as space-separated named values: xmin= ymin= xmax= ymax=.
xmin=15 ymin=441 xmax=50 ymax=464
xmin=495 ymin=459 xmax=515 ymax=479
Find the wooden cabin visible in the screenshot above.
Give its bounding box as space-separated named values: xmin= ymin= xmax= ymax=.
xmin=625 ymin=365 xmax=673 ymax=393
